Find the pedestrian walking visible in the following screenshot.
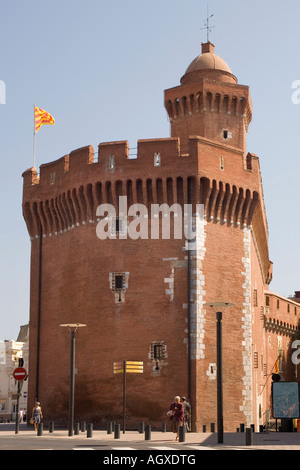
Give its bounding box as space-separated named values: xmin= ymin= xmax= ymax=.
xmin=167 ymin=396 xmax=184 ymax=441
xmin=182 ymin=397 xmax=191 ymax=432
xmin=31 ymin=402 xmax=43 ymax=431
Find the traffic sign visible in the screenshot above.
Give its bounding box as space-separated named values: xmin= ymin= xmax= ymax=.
xmin=13 ymin=367 xmax=27 ymax=381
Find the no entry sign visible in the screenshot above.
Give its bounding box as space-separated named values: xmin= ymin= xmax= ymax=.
xmin=13 ymin=367 xmax=27 ymax=381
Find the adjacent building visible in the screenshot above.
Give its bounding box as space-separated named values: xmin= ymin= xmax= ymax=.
xmin=0 ymin=325 xmax=29 ymax=421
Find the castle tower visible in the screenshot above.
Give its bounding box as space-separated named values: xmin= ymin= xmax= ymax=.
xmin=22 ymin=43 xmax=272 ymax=431
xmin=165 ymin=42 xmax=252 ymax=154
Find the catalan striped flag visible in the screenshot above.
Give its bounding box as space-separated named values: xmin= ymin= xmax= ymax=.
xmin=34 ymin=106 xmax=55 ymax=133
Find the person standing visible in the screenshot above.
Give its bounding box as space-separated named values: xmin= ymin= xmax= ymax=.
xmin=168 ymin=396 xmax=184 ymax=440
xmin=31 ymin=402 xmax=43 ymax=431
xmin=182 ymin=397 xmax=191 ymax=432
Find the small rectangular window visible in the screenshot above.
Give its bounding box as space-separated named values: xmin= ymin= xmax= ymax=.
xmin=254 ymin=352 xmax=258 ymax=368
xmin=223 ymin=130 xmax=232 ymax=139
xmin=154 ymin=152 xmax=161 ymax=167
xmin=108 ymin=155 xmax=114 ymax=170
xmin=109 ymin=272 xmax=129 ymax=304
xmin=151 ymin=341 xmax=166 ymax=360
xmin=111 ymin=272 xmax=126 ymax=292
xmin=115 ymin=274 xmax=124 ymax=291
xmin=153 ymin=344 xmax=163 ymax=360
xmin=50 ymin=172 xmax=56 ymax=185
xmin=253 ymin=289 xmax=258 ymax=307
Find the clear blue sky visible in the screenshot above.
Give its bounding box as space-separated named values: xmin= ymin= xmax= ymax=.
xmin=0 ymin=0 xmax=299 ymax=340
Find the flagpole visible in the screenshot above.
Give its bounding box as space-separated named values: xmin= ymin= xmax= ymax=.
xmin=33 ymin=103 xmax=36 ymax=168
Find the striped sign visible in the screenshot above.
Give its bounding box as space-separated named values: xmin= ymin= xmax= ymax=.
xmin=113 ymin=361 xmax=143 ymax=374
xmin=126 ymin=361 xmax=143 ymax=374
xmin=113 ymin=362 xmax=124 ymax=374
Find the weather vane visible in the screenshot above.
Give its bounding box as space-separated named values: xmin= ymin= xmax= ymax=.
xmin=201 ymin=5 xmax=215 ymax=42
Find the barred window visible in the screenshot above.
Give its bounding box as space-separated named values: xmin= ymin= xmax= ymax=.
xmin=151 ymin=341 xmax=166 ymax=371
xmin=153 ymin=343 xmax=164 ymax=361
xmin=253 ymin=289 xmax=258 ymax=307
xmin=151 ymin=342 xmax=166 ymax=360
xmin=254 ymin=351 xmax=258 ymax=368
xmin=109 ymin=272 xmax=129 ymax=304
xmin=112 ymin=273 xmax=125 ymax=292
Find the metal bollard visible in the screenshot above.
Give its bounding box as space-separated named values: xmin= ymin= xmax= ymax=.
xmin=81 ymin=421 xmax=86 ymax=432
xmin=86 ymin=422 xmax=93 ymax=438
xmin=107 ymin=421 xmax=113 ymax=434
xmin=246 ymin=427 xmax=253 ymax=446
xmin=179 ymin=425 xmax=185 ymax=442
xmin=49 ymin=421 xmax=54 ymax=433
xmin=161 ymin=422 xmax=167 ymax=433
xmin=74 ymin=422 xmax=80 ymax=435
xmin=210 ymin=422 xmax=215 ymax=433
xmin=203 ymin=424 xmax=206 ymax=433
xmin=259 ymin=425 xmax=264 ymax=433
xmin=37 ymin=422 xmax=43 ymax=436
xmin=114 ymin=423 xmax=120 ymax=439
xmin=145 ymin=424 xmax=151 ymax=440
xmin=138 ymin=422 xmax=144 ymax=434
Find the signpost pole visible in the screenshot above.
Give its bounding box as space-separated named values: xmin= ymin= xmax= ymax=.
xmin=15 ymin=380 xmax=21 ymax=435
xmin=59 ymin=323 xmax=86 ymax=438
xmin=69 ymin=329 xmax=75 ymax=437
xmin=123 ymin=360 xmax=126 ymax=434
xmin=113 ymin=360 xmax=143 ymax=435
xmin=12 ymin=366 xmax=27 ymax=435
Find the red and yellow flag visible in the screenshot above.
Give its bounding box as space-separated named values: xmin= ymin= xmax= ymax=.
xmin=34 ymin=106 xmax=55 ymax=133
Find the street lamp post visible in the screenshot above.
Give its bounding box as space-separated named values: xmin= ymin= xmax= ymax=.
xmin=60 ymin=323 xmax=86 ymax=436
xmin=205 ymin=302 xmax=235 ymax=444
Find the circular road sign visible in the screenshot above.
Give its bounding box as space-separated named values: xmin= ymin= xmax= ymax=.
xmin=13 ymin=367 xmax=27 ymax=381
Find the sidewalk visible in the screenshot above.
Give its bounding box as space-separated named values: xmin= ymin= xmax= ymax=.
xmin=2 ymin=423 xmax=300 ymax=450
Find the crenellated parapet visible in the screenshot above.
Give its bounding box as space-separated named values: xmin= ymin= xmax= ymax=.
xmin=22 ymin=135 xmax=270 ymax=282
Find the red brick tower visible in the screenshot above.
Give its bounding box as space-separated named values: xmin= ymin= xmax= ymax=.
xmin=22 ymin=42 xmax=272 ymax=431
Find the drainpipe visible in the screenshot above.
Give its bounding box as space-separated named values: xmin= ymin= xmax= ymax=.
xmin=35 ymin=222 xmax=43 ymax=401
xmin=187 ymin=177 xmax=192 ymax=411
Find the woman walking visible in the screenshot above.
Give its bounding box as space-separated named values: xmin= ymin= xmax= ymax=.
xmin=31 ymin=402 xmax=43 ymax=431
